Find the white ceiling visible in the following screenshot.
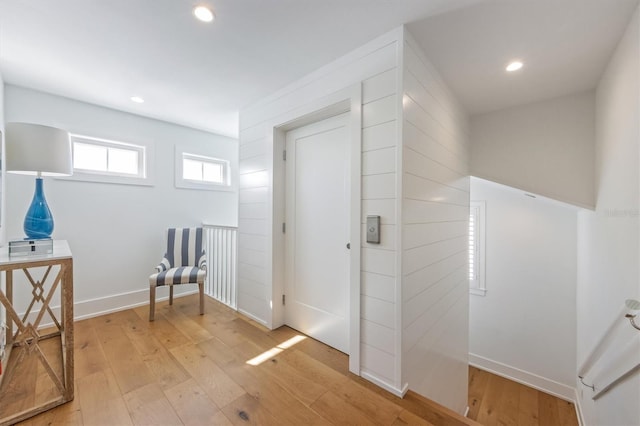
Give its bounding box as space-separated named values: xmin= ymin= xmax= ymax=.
xmin=408 ymin=0 xmax=640 ymax=116
xmin=1 ymin=0 xmax=638 ymax=138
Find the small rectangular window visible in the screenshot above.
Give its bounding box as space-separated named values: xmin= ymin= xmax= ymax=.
xmin=176 ymin=149 xmax=230 ymax=190
xmin=71 ymin=135 xmax=145 ymax=179
xmin=469 ymin=200 xmax=486 ymax=296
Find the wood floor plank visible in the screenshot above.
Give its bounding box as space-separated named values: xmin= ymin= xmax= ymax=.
xmin=93 ymin=317 xmax=156 ymax=395
xmin=467 ymin=366 xmax=489 ymax=420
xmin=221 ymin=393 xmax=286 ymax=426
xmin=496 ymin=374 xmax=520 ymax=425
xmin=133 ymin=306 xmax=192 ymax=349
xmin=123 ymin=383 xmax=183 ymax=426
xmin=74 ymin=321 xmax=110 ymax=380
xmin=538 ymin=391 xmax=562 ymax=426
xmin=557 ymin=398 xmax=579 ymax=426
xmin=328 ymin=379 xmax=403 ymax=426
xmin=164 ymin=378 xmax=232 ymax=426
xmin=518 ymin=384 xmax=539 ymax=426
xmin=392 ymin=409 xmax=436 ymax=426
xmin=121 ymin=312 xmax=191 ymax=390
xmin=18 ymin=296 xmax=549 ymax=426
xmin=77 ymin=369 xmax=133 ymax=426
xmin=467 ymin=367 xmax=578 ymax=426
xmin=170 ymin=343 xmax=245 ymax=408
xmin=159 ymin=308 xmax=214 ymax=344
xmin=476 ymin=373 xmax=504 ymax=425
xmin=218 ymin=340 xmax=333 ymax=425
xmin=310 ymin=390 xmax=377 ymax=425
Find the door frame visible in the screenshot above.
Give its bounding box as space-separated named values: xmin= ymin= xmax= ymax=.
xmin=270 ymin=84 xmax=362 ymax=374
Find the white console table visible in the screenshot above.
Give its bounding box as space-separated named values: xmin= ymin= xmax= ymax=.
xmin=0 ymin=240 xmax=74 ymax=425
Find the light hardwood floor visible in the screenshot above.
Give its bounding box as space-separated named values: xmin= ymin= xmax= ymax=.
xmin=467 ymin=366 xmax=579 ymax=426
xmin=10 ymin=294 xmax=577 ymax=425
xmin=14 ymin=294 xmax=476 ymax=426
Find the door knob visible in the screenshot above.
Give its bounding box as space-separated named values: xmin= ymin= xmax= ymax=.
xmin=346 ymin=243 xmax=350 ymax=249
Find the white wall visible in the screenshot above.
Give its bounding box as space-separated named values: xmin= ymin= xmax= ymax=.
xmin=4 ymin=85 xmax=238 ymax=317
xmin=238 ymin=27 xmax=405 ymax=393
xmin=238 ymin=28 xmax=472 ymax=409
xmin=471 ymin=91 xmax=595 ymax=209
xmin=401 ymin=30 xmax=470 ymax=413
xmin=576 ymin=6 xmax=640 ymax=425
xmin=469 ymin=177 xmax=577 ymax=400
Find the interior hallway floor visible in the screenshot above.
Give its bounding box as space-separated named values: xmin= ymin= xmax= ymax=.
xmin=8 ymin=294 xmax=577 ymax=425
xmin=468 ymin=366 xmax=579 ymax=426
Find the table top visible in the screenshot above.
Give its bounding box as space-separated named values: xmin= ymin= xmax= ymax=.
xmin=0 ymin=240 xmax=72 ymax=266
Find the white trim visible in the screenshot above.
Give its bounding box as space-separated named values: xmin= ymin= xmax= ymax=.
xmin=464 ymin=406 xmax=470 ymax=418
xmin=360 ymin=371 xmax=408 ymax=397
xmin=59 ymin=133 xmax=155 ymax=186
xmin=574 ymin=387 xmax=585 ymax=426
xmin=269 ymin=84 xmax=362 ymax=375
xmin=21 ymin=287 xmax=198 ymax=326
xmin=238 ymin=308 xmax=269 ymax=328
xmin=469 ymin=353 xmax=577 ymax=402
xmin=175 ymin=146 xmax=232 ymax=191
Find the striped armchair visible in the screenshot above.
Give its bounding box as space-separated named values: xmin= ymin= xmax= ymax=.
xmin=149 ymin=228 xmax=207 ymax=321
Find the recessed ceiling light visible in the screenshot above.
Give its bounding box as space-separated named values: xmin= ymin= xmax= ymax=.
xmin=506 ymin=61 xmax=524 ymax=72
xmin=193 ymin=6 xmax=214 ymax=22
xmin=130 ymin=96 xmax=144 ymax=104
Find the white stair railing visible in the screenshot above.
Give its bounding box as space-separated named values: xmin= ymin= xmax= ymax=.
xmin=203 ymin=224 xmax=237 ymax=309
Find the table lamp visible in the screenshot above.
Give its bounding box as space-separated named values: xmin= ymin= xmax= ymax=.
xmin=5 ymin=122 xmax=73 ymax=239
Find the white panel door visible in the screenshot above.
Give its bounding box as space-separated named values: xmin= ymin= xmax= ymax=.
xmin=285 ymin=112 xmax=350 ymax=354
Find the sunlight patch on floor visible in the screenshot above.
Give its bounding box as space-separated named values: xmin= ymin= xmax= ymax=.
xmin=246 ymin=335 xmax=307 ymax=366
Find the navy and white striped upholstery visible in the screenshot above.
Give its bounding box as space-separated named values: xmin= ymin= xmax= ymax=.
xmin=149 ymin=227 xmax=207 ymax=321
xmin=150 ymin=228 xmax=207 ymax=287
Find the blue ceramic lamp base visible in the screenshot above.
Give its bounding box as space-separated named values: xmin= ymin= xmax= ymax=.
xmin=24 ymin=177 xmax=54 ymax=239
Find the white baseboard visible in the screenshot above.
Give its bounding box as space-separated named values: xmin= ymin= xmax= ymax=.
xmin=21 ymin=286 xmax=198 ymax=326
xmin=238 ymin=308 xmax=269 ymax=328
xmin=469 ymin=353 xmax=577 ymax=402
xmin=574 ymin=387 xmax=585 ymax=426
xmin=360 ymin=370 xmax=408 ymax=397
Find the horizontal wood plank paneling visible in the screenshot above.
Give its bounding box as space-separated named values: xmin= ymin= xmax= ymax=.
xmin=363 ymin=147 xmax=396 ymax=175
xmin=402 ymin=221 xmax=467 ymax=250
xmin=361 ymin=295 xmax=395 ymax=328
xmin=403 ymin=251 xmax=467 ymax=303
xmin=362 ymin=319 xmax=395 ymax=355
xmin=361 ymin=272 xmax=395 ymax=303
xmin=362 ymin=95 xmax=397 ymax=128
xmin=363 ymin=121 xmax=397 ymax=152
xmin=363 ymin=69 xmax=397 ymax=104
xmin=362 ymin=248 xmax=396 ymax=276
xmin=400 ymin=30 xmax=470 ymax=414
xmin=362 ymin=200 xmax=396 ymax=225
xmin=239 ymin=187 xmax=269 ymax=204
xmin=363 ymin=173 xmax=396 ymax=200
xmin=238 ymin=29 xmax=402 ymax=390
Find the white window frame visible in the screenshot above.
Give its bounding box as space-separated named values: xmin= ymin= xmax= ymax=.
xmin=61 ymin=134 xmax=154 ymax=186
xmin=175 ymin=147 xmax=231 ymax=191
xmin=469 ymin=200 xmax=486 ymax=296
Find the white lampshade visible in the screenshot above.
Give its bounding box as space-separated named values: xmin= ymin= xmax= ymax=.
xmin=6 ymin=122 xmax=73 ymax=176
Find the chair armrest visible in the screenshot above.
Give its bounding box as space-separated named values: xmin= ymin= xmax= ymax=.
xmin=198 ymin=251 xmax=207 ymax=271
xmin=156 ymin=256 xmax=171 ymax=272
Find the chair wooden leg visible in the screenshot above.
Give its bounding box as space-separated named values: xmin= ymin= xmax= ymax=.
xmin=149 ymin=285 xmax=156 ymax=321
xmin=169 ymin=285 xmax=174 ymax=305
xmin=199 ymin=282 xmax=204 ymax=315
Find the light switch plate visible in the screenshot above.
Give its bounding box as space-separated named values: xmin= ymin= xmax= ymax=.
xmin=366 ymin=215 xmax=380 ymax=244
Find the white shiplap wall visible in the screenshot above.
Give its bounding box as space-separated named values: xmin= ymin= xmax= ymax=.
xmin=238 ymin=28 xmax=404 ymax=392
xmin=401 ymin=30 xmax=470 ymax=414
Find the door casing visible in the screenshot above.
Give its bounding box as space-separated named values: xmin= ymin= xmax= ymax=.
xmin=270 ymin=85 xmax=362 ymax=374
